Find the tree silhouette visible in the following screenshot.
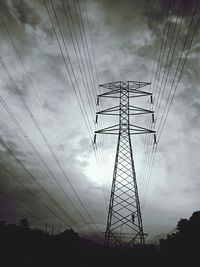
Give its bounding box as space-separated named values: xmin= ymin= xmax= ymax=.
xmin=3 ymin=213 xmax=198 ymax=266
xmin=0 ymin=217 xmax=159 ymax=267
xmin=160 ymin=210 xmax=200 ymax=263
xmin=19 ymin=218 xmax=30 ymax=229
xmin=176 ymin=218 xmax=189 ymax=233
xmin=0 ymin=220 xmax=6 ymax=228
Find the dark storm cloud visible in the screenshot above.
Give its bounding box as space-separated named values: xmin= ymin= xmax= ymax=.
xmin=161 ymin=0 xmax=198 ymax=16
xmin=12 ymin=0 xmax=41 ymax=27
xmin=92 ymin=0 xmax=200 ymax=236
xmin=0 ymin=143 xmax=40 ymax=217
xmin=0 ymin=0 xmax=41 ymax=43
xmin=0 ymin=0 xmax=109 ymax=234
xmin=96 ymin=0 xmax=149 ymax=33
xmin=0 ymin=0 xmax=199 ymax=240
xmin=0 ymin=135 xmax=102 ymax=229
xmin=70 ymin=0 xmax=200 ymax=236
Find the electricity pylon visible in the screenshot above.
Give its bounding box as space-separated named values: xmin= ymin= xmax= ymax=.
xmin=94 ymin=81 xmax=156 ymax=247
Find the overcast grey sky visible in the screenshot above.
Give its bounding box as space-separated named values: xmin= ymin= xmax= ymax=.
xmin=0 ymin=0 xmax=199 ymax=242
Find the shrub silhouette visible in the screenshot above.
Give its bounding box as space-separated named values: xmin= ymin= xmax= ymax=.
xmin=160 ymin=210 xmax=200 ymax=263
xmin=0 ymin=218 xmax=159 ymax=267
xmin=19 ymin=218 xmax=30 ymax=229
xmin=1 ymin=212 xmax=200 ymax=266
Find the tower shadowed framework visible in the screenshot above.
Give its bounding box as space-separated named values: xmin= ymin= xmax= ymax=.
xmin=94 ymin=81 xmax=156 ymax=247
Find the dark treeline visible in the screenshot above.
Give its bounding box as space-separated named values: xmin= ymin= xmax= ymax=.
xmin=1 ymin=211 xmax=200 ymax=267
xmin=159 ymin=210 xmax=200 ymax=265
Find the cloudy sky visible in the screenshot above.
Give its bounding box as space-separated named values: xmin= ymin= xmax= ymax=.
xmin=0 ymin=0 xmax=199 ymax=242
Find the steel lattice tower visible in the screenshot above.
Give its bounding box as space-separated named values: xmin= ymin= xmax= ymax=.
xmin=94 ymin=81 xmax=156 ymax=247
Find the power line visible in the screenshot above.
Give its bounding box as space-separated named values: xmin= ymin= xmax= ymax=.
xmin=61 ymin=0 xmax=96 ymax=116
xmin=44 ymin=0 xmax=103 ymax=235
xmin=66 ymin=0 xmax=109 ymax=181
xmin=157 ymin=1 xmax=199 ymax=140
xmin=44 ymin=0 xmax=94 ymax=142
xmin=0 ymin=164 xmax=91 ymax=238
xmin=60 ymin=0 xmax=108 ymax=206
xmin=73 ymin=0 xmax=97 ymax=102
xmin=142 ymin=1 xmax=200 ymax=208
xmin=0 ymin=1 xmax=104 ymax=238
xmin=0 ymin=64 xmax=90 ymax=233
xmin=140 ymin=2 xmax=172 ymax=206
xmin=0 ymin=54 xmax=100 ymax=235
xmin=141 ymin=0 xmax=181 ymax=206
xmin=0 ymin=139 xmax=71 ymax=227
xmin=84 ymin=0 xmax=109 ymax=166
xmin=0 ymin=11 xmax=103 ymax=235
xmin=0 ymin=190 xmax=46 ymax=226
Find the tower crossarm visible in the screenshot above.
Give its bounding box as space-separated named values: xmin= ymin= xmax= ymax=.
xmin=99 ymin=81 xmax=151 ymax=90
xmin=95 ymin=124 xmax=155 ymax=135
xmin=94 ymin=80 xmax=156 ymax=247
xmin=96 ymin=105 xmax=153 ymax=116
xmin=97 ymin=87 xmax=152 ymax=99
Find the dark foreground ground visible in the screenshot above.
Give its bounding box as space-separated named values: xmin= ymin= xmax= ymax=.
xmin=1 ymin=212 xmax=200 ymax=267
xmin=0 ymin=224 xmax=158 ymax=267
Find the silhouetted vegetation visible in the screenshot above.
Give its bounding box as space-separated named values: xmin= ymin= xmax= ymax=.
xmin=159 ymin=211 xmax=200 ymax=265
xmin=1 ymin=212 xmax=200 ymax=266
xmin=0 ymin=218 xmax=159 ymax=266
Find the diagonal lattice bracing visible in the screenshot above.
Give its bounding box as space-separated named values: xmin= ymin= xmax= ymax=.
xmin=94 ymin=81 xmax=156 ymax=247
